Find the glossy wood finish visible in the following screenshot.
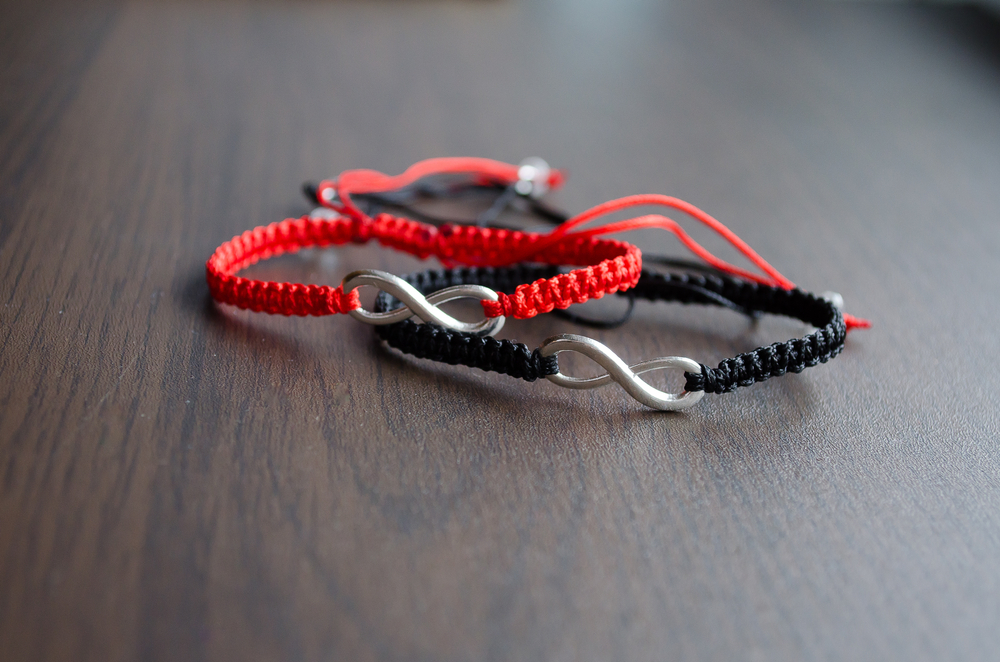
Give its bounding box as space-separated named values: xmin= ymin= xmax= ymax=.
xmin=2 ymin=1 xmax=1000 ymax=660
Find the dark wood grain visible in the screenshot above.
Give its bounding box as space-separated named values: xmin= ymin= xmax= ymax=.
xmin=3 ymin=0 xmax=1000 ymax=660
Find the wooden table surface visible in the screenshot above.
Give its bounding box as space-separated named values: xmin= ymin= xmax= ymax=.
xmin=3 ymin=0 xmax=1000 ymax=660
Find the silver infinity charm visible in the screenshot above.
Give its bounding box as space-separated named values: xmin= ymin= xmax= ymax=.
xmin=342 ymin=269 xmax=505 ymax=337
xmin=539 ymin=334 xmax=705 ymax=411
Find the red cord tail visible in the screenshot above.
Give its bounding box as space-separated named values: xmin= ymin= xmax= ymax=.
xmin=520 ymin=194 xmax=870 ymax=330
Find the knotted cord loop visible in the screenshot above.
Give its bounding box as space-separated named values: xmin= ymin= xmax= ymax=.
xmin=206 ymin=212 xmax=641 ymax=320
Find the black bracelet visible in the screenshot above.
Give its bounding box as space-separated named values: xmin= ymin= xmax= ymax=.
xmin=373 ymin=265 xmax=846 ymax=410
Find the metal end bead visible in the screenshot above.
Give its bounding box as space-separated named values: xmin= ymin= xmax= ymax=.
xmin=516 ymin=157 xmax=551 ymax=199
xmin=820 ymin=291 xmax=844 ymax=310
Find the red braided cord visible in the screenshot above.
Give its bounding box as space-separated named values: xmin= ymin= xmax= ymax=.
xmin=206 ymin=213 xmax=641 ymax=319
xmin=206 ymin=216 xmax=360 ymax=316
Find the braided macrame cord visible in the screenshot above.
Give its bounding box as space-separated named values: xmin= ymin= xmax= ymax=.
xmin=206 ymin=156 xmax=869 ymax=411
xmin=372 ymin=265 xmax=848 ymax=410
xmin=207 ymin=158 xmax=661 ymax=334
xmin=206 ymin=213 xmax=641 ymax=319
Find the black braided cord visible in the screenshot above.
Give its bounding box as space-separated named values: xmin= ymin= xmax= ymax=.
xmin=629 ymin=271 xmax=846 ymax=393
xmin=373 ymin=266 xmax=846 ymax=394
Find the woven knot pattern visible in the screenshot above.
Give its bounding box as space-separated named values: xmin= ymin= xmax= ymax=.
xmin=476 ymin=236 xmax=642 ymax=319
xmin=205 ymin=217 xmax=359 ymax=316
xmin=207 ymin=214 xmax=640 ymax=320
xmin=375 ymin=266 xmax=847 ymax=393
xmin=369 ymin=213 xmax=438 ymax=258
xmin=630 ymin=272 xmax=847 ymax=394
xmin=376 ymin=321 xmax=558 ymax=381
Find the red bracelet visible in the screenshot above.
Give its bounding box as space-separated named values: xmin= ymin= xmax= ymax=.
xmin=206 ymin=212 xmax=642 ymax=321
xmin=208 ymin=156 xmax=869 ymax=332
